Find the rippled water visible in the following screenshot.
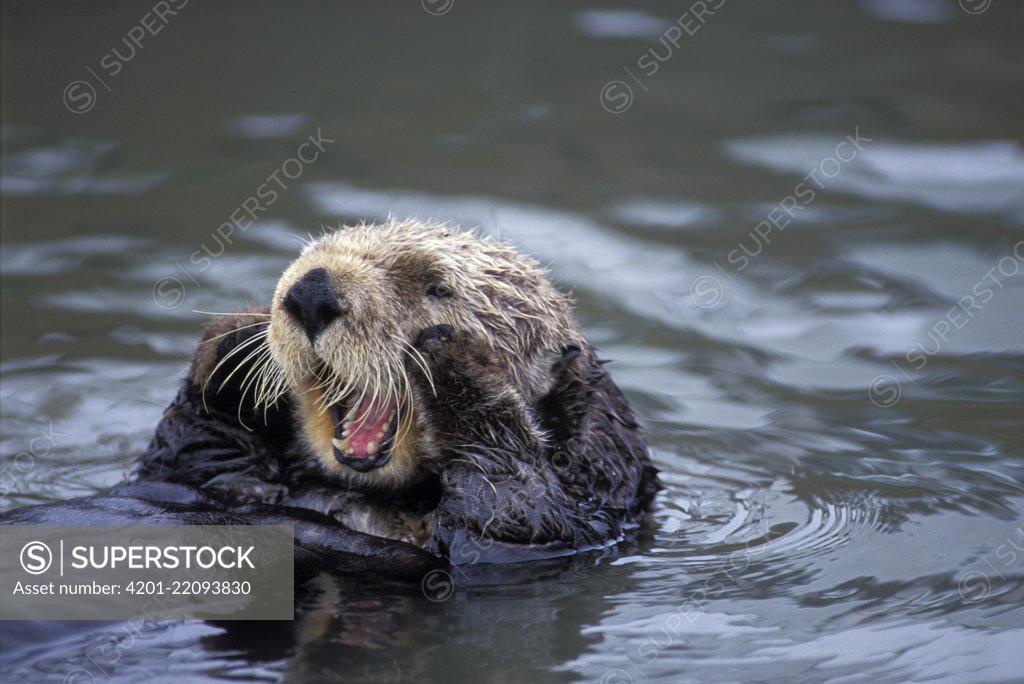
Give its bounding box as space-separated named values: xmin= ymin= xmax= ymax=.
xmin=2 ymin=2 xmax=1023 ymax=682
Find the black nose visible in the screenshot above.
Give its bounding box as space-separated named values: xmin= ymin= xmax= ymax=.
xmin=283 ymin=268 xmax=345 ymax=342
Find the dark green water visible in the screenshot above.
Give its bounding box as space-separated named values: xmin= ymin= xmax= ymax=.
xmin=2 ymin=1 xmax=1023 ymax=682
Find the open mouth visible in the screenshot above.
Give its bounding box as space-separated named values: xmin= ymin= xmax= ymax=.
xmin=329 ymin=394 xmax=399 ymax=472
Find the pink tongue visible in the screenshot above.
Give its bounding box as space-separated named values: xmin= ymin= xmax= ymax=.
xmin=345 ymin=397 xmax=396 ymax=457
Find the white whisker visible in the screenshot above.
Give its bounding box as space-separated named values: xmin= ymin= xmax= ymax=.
xmin=192 ymin=310 xmax=271 ymax=317
xmin=201 ymin=329 xmax=269 ymax=413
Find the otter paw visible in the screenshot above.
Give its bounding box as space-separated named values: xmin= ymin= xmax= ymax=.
xmin=190 ymin=311 xmax=272 ymax=386
xmin=414 ymin=323 xmax=457 ymax=350
xmin=412 ymin=325 xmax=496 ymax=378
xmin=188 ymin=309 xmax=281 ymax=421
xmin=213 ymin=321 xmax=269 ymax=367
xmin=409 ymin=325 xmax=510 ymax=414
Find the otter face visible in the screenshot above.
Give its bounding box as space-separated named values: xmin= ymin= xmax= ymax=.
xmin=265 ymin=220 xmax=578 ymax=490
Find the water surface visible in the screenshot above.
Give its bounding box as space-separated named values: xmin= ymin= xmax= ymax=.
xmin=1 ymin=1 xmax=1023 ymax=682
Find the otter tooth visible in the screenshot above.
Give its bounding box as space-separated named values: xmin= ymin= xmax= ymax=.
xmin=376 ymin=430 xmax=385 ymax=438
xmin=366 ymin=441 xmax=379 ymax=455
xmin=332 ymin=437 xmax=349 ymax=451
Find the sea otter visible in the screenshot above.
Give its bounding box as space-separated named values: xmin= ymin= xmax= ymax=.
xmin=2 ymin=220 xmax=657 ymax=577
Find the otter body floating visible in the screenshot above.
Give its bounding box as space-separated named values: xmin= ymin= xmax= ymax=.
xmin=3 ymin=221 xmax=658 ymax=575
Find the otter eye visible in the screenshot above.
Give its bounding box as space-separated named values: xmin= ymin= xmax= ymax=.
xmin=426 ymin=283 xmax=454 ymax=299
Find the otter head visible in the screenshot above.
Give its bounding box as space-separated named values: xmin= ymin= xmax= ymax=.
xmin=265 ymin=220 xmax=579 ymax=490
